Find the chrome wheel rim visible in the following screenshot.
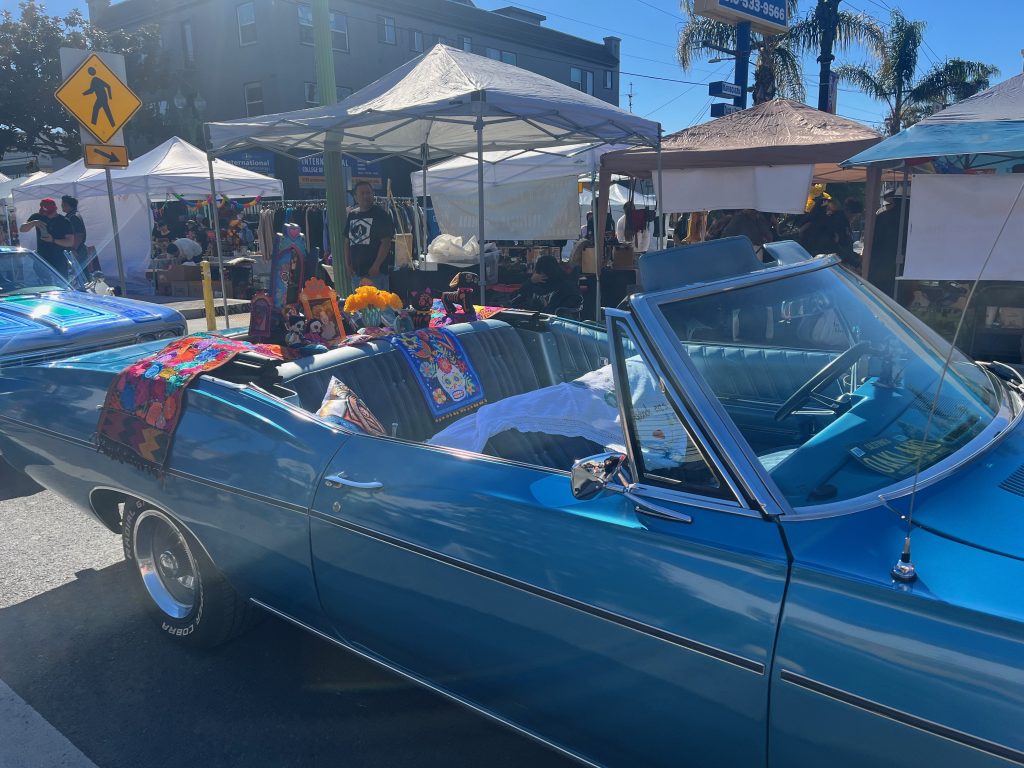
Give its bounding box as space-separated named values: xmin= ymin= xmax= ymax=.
xmin=133 ymin=510 xmax=198 ymax=619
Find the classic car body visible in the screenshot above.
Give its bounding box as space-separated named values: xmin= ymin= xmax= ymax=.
xmin=1 ymin=238 xmax=1022 ymax=767
xmin=0 ymin=246 xmax=186 ymax=368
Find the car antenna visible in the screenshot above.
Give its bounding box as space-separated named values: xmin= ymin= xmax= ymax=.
xmin=890 ymin=179 xmax=1024 ymax=584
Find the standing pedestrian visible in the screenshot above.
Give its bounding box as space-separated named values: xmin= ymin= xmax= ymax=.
xmin=19 ymin=198 xmax=74 ymax=275
xmin=61 ymin=195 xmax=92 ymax=273
xmin=343 ymin=181 xmax=394 ymax=290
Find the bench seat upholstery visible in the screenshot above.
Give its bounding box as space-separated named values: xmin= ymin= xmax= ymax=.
xmin=279 ymin=320 xmax=540 ymax=442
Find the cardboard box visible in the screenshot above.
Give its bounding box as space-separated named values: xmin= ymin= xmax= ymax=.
xmin=186 ymin=280 xmax=205 ymax=298
xmin=581 ymin=247 xmax=599 ymax=274
xmin=155 ymin=271 xmax=172 ymax=295
xmin=170 ymin=281 xmax=191 ymax=297
xmin=165 ymin=263 xmax=202 ymax=282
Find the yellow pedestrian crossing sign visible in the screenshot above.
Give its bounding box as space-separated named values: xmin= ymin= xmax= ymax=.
xmin=55 ymin=53 xmax=142 ymax=144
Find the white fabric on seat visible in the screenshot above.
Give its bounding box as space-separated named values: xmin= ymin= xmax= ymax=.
xmin=429 ymin=359 xmax=691 ymax=469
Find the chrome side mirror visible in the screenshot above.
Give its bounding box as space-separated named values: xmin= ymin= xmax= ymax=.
xmin=571 ymin=452 xmax=628 ymax=500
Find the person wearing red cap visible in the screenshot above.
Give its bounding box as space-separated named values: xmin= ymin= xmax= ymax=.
xmin=19 ymin=198 xmax=74 ymax=275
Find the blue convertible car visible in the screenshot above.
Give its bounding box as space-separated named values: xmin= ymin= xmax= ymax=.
xmin=0 ymin=246 xmax=185 ymax=367
xmin=0 ymin=238 xmax=1021 ymax=767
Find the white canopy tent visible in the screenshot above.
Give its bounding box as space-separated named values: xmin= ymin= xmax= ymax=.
xmin=208 ymin=44 xmax=660 ymax=302
xmin=12 ymin=136 xmax=284 ymax=201
xmin=13 ymin=138 xmax=282 ymax=295
xmin=412 ymin=143 xmax=631 ymax=241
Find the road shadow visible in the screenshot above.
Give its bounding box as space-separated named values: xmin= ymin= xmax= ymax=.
xmin=0 ymin=457 xmax=43 ymax=501
xmin=0 ymin=563 xmax=571 ymax=768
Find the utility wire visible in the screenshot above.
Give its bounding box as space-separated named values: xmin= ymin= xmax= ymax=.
xmin=634 ymin=0 xmax=686 ymax=22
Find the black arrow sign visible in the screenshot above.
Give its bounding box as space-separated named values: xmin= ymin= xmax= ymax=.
xmin=94 ymin=148 xmax=120 ymax=162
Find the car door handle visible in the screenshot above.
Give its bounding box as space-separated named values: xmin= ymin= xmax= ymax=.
xmin=324 ymin=473 xmax=383 ymax=490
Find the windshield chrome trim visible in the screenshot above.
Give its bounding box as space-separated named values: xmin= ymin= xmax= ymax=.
xmin=604 ymin=308 xmax=749 ymax=510
xmin=631 ymin=260 xmax=1017 ymax=521
xmin=635 ymin=255 xmax=839 ymax=306
xmin=623 ymin=481 xmax=761 ymax=518
xmin=628 ymin=298 xmax=788 ymax=517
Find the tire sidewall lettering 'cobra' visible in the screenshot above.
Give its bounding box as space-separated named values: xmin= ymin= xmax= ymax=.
xmin=123 ymin=501 xmax=205 ymax=639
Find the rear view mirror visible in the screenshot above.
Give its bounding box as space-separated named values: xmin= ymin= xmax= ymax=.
xmin=571 ymin=452 xmax=628 ymax=500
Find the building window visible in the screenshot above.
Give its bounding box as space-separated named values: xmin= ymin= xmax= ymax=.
xmin=411 ymin=29 xmax=423 ymax=52
xmin=304 ymin=82 xmax=320 ymax=107
xmin=378 ymin=15 xmax=396 ymax=44
xmin=244 ymin=81 xmax=264 ymax=116
xmin=605 ymin=70 xmax=613 ymax=89
xmin=336 ymin=85 xmax=353 ymax=100
xmin=485 ymin=47 xmax=500 ymax=60
xmin=181 ymin=20 xmax=195 ymax=67
xmin=330 ymin=12 xmax=348 ymax=52
xmin=501 ymin=50 xmax=517 ymax=66
xmin=297 ymin=4 xmax=313 ymax=45
xmin=237 ymin=2 xmax=257 ymax=46
xmin=459 ymin=35 xmax=472 ymax=52
xmin=571 ymin=66 xmax=594 ymax=95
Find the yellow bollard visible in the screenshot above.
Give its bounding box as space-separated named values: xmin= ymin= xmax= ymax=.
xmin=200 ymin=260 xmax=216 ymax=332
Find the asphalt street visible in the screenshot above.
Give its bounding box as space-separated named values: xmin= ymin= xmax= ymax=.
xmin=0 ymin=471 xmax=573 ymax=768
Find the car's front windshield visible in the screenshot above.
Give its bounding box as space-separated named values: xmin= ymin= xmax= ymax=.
xmin=0 ymin=250 xmax=72 ymax=296
xmin=656 ymin=264 xmax=1001 ymax=509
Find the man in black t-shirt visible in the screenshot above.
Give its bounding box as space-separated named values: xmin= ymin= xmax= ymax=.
xmin=61 ymin=195 xmax=91 ymax=272
xmin=19 ymin=198 xmax=74 ymax=275
xmin=343 ymin=181 xmax=394 ymax=289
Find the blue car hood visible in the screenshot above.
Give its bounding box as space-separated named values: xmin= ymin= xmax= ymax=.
xmin=0 ymin=291 xmax=183 ymax=362
xmin=903 ymin=414 xmax=1024 ymax=559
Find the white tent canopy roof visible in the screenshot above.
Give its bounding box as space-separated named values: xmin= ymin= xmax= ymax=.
xmin=12 ymin=136 xmax=283 ymax=202
xmin=413 ymin=143 xmax=630 ymax=195
xmin=207 ymin=44 xmax=659 ymax=157
xmin=0 ymin=171 xmax=49 ymax=207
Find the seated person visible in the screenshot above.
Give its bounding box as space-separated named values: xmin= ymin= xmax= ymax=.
xmin=511 ymin=254 xmax=581 ymax=314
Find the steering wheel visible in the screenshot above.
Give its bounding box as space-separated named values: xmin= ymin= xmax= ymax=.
xmin=774 ymin=341 xmax=872 ymax=422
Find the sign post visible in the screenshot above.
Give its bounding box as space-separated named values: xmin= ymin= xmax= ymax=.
xmin=56 ymin=49 xmax=142 ymax=296
xmin=696 ymin=0 xmax=789 ymax=117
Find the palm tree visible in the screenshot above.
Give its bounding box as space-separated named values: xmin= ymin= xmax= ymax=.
xmin=908 ymin=58 xmax=1000 ymax=121
xmin=835 ymin=9 xmax=999 ymax=134
xmin=676 ymin=0 xmax=881 ymax=109
xmin=788 ymin=0 xmax=884 ymax=111
xmin=677 ymin=0 xmax=804 ymax=105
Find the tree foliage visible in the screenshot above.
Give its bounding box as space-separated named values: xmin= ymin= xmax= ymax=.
xmin=834 ymin=9 xmax=998 ymax=134
xmin=677 ymin=0 xmax=805 ymax=105
xmin=0 ymin=0 xmax=175 ymax=160
xmin=676 ymin=0 xmax=882 ymax=107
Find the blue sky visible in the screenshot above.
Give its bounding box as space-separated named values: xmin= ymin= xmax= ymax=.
xmin=475 ymin=0 xmax=1023 ymax=132
xmin=7 ymin=0 xmax=1022 ymax=134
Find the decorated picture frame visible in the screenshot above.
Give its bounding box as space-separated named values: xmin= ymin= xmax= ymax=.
xmin=248 ymin=291 xmax=273 ymax=340
xmin=300 ymin=277 xmax=345 ymax=347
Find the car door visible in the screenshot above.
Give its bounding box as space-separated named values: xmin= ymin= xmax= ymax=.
xmin=308 ymin=316 xmax=789 ymax=767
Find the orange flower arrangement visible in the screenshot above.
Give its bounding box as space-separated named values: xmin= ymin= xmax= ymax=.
xmin=343 ymin=285 xmax=402 ymax=313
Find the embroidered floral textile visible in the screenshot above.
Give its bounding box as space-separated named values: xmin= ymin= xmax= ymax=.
xmin=96 ymin=333 xmax=283 ymax=472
